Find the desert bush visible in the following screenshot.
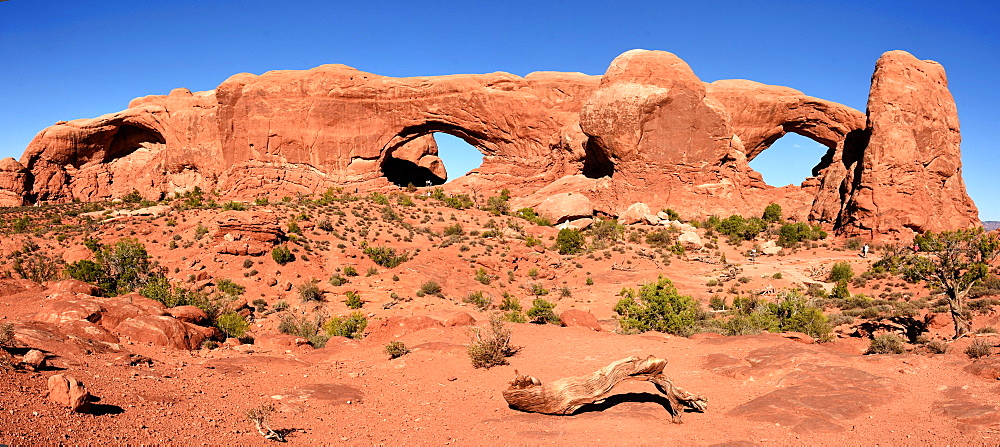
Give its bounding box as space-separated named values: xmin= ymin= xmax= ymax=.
xmin=482 ymin=189 xmax=511 ymax=215
xmin=329 ymin=274 xmax=348 ymax=286
xmin=271 ymin=245 xmax=294 ymax=265
xmin=468 ymin=313 xmax=518 ymax=368
xmin=363 ymin=245 xmax=409 ymax=268
xmin=317 ymin=218 xmax=333 ymax=232
xmin=777 ymin=222 xmax=827 ymax=247
xmin=215 ymin=312 xmax=250 ymax=339
xmin=589 ymin=218 xmax=623 ymax=245
xmin=828 ymin=261 xmax=855 ymax=283
xmin=323 ymin=312 xmax=368 ymax=339
xmin=475 ymin=267 xmax=491 ymax=285
xmin=762 ymin=203 xmax=782 ymax=223
xmin=222 ymin=201 xmax=248 ymax=211
xmin=419 ymin=281 xmax=442 ymax=297
xmin=464 ymin=291 xmax=492 ymax=310
xmin=344 ymin=291 xmax=363 ymax=309
xmin=706 ymin=278 xmax=720 ymax=287
xmin=925 ymin=339 xmax=949 ymax=354
xmin=12 ymin=244 xmax=65 ymax=284
xmin=645 ymin=229 xmax=674 ymax=248
xmin=844 ymin=238 xmax=863 ymax=251
xmin=278 ymin=311 xmax=329 ymax=347
xmin=298 ymin=281 xmax=323 ymax=302
xmin=514 ymin=208 xmax=551 ymax=226
xmin=529 ymin=283 xmax=549 ymax=296
xmin=772 ymin=272 xmax=783 ymax=279
xmin=555 ymin=228 xmax=585 ymax=255
xmin=342 ymin=266 xmax=358 ymax=277
xmin=385 ymin=341 xmax=410 ymax=359
xmin=716 ymin=215 xmax=766 ymax=243
xmin=444 ymin=223 xmax=465 ymax=236
xmin=527 ymin=298 xmax=559 ymax=324
xmin=723 ymin=292 xmax=831 ymax=340
xmin=709 ymin=295 xmax=726 ymax=311
xmin=216 ymin=278 xmax=245 ymax=297
xmin=614 ymin=276 xmax=703 ymax=336
xmin=865 ymin=334 xmax=905 ymax=354
xmin=966 ymin=339 xmax=993 ymax=359
xmin=0 ymin=322 xmax=14 ymax=347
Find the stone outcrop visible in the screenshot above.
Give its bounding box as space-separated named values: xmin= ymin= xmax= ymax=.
xmin=840 ymin=51 xmax=979 ymax=236
xmin=6 ymin=49 xmax=980 ymax=238
xmin=213 ymin=210 xmax=285 ymax=256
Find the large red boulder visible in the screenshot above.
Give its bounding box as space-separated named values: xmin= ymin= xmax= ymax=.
xmin=47 ymin=374 xmax=92 ymax=413
xmin=559 ymin=309 xmax=602 ymax=331
xmin=113 ymin=315 xmax=206 ymax=350
xmin=213 ymin=210 xmax=285 ymax=256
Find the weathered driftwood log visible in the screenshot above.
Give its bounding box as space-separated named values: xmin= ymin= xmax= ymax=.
xmin=502 ymin=355 xmax=707 ymax=423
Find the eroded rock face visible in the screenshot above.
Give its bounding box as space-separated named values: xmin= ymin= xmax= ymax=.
xmin=8 ymin=49 xmax=979 ymax=238
xmin=842 ymin=50 xmax=979 ymax=236
xmin=213 ymin=210 xmax=285 ymax=256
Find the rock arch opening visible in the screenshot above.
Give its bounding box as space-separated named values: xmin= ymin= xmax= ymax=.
xmin=381 ymin=124 xmax=489 ymax=188
xmin=749 ymin=133 xmax=830 ymax=187
xmin=107 ymin=124 xmax=165 ymax=162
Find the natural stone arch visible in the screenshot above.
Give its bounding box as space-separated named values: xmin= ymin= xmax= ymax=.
xmin=380 ymin=121 xmax=495 ymax=187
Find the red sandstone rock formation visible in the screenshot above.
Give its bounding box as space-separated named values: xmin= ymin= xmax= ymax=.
xmin=5 ymin=49 xmax=980 ymax=237
xmin=841 ymin=50 xmax=979 ymax=236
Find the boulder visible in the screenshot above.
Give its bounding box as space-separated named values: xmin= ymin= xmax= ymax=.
xmin=254 ymin=333 xmax=311 ymax=351
xmin=47 ymin=279 xmax=101 ymax=296
xmin=47 ymin=374 xmax=92 ymax=413
xmin=21 ymin=349 xmax=47 ymax=370
xmin=560 ymin=309 xmax=602 ymax=331
xmin=535 ymin=193 xmax=593 ymax=224
xmin=214 ymin=211 xmax=285 ymax=256
xmin=35 ymin=300 xmax=105 ymax=325
xmin=113 ymin=315 xmax=206 ymax=350
xmin=440 ymin=312 xmax=477 ymax=327
xmin=0 ymin=157 xmax=30 ymax=207
xmin=167 ymin=305 xmax=209 ymax=325
xmin=619 ymin=203 xmax=652 ymax=225
xmin=678 ymin=231 xmax=703 ymax=249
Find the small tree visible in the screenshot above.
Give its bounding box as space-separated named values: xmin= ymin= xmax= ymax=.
xmin=555 ymin=228 xmax=585 ymax=255
xmin=902 ymin=228 xmax=1000 ymax=338
xmin=762 ymin=203 xmax=782 ymax=223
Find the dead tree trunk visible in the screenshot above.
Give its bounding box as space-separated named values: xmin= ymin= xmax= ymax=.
xmin=502 ymin=355 xmax=707 ymax=423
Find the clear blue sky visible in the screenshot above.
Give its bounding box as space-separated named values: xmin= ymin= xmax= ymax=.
xmin=1 ymin=1 xmax=997 ymax=219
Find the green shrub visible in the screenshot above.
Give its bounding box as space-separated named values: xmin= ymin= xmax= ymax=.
xmin=645 ymin=229 xmax=674 ymax=248
xmin=298 ymin=281 xmax=323 ymax=302
xmin=499 ymin=293 xmax=521 ymax=312
xmin=828 ymin=261 xmax=855 ymax=282
xmin=662 ymin=208 xmax=681 ymax=221
xmin=68 ymin=238 xmax=155 ymax=295
xmin=385 ymin=341 xmax=410 ymax=359
xmin=215 ymin=312 xmax=250 ymax=339
xmin=468 ymin=313 xmax=518 ymax=368
xmin=865 ymin=334 xmax=905 ymax=354
xmin=342 ymin=266 xmax=358 ymax=277
xmin=589 ymin=218 xmax=623 ymax=244
xmin=222 ymin=201 xmax=248 ymax=211
xmin=925 ymin=339 xmax=949 ymax=354
xmin=555 ymin=228 xmax=585 ymax=255
xmin=475 ymin=268 xmax=491 ymax=285
xmin=527 ymin=298 xmax=559 ymax=324
xmin=216 ymin=278 xmax=245 ymax=297
xmin=272 ymin=245 xmax=294 ymax=265
xmin=323 ymin=312 xmax=368 ymax=339
xmin=344 ymin=291 xmax=363 ymax=309
xmin=419 ymin=281 xmax=442 ymax=297
xmin=762 ymin=203 xmax=782 ymax=223
xmin=716 ymin=215 xmax=766 ymax=242
xmin=777 ymin=223 xmax=827 ymax=247
xmin=482 ymin=189 xmax=511 ymax=215
xmin=529 ymin=283 xmax=549 ymax=296
xmin=363 ymin=245 xmax=409 ymax=268
xmin=514 ymin=208 xmax=551 ymax=226
xmin=614 ymin=276 xmax=702 ymax=336
xmin=844 ymin=238 xmax=863 ymax=251
xmin=329 ymin=274 xmax=348 ymax=286
xmin=278 ymin=312 xmax=329 ymax=347
xmin=444 ymin=223 xmax=465 ymax=236
xmin=464 ymin=291 xmax=492 ymax=310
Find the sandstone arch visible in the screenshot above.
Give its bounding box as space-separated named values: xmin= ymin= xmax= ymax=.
xmin=1 ymin=49 xmax=980 ymax=238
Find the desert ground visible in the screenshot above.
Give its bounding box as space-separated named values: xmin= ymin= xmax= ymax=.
xmin=2 ymin=188 xmax=999 ymax=445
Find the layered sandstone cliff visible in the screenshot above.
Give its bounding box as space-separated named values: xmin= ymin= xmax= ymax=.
xmin=2 ymin=49 xmax=979 ymax=237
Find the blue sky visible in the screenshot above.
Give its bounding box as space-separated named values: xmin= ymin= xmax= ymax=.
xmin=1 ymin=1 xmax=997 ymax=219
